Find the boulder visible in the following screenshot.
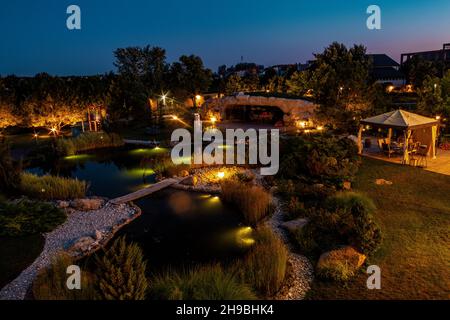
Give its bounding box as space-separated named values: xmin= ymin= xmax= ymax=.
xmin=316 ymin=246 xmax=366 ymax=281
xmin=56 ymin=200 xmax=70 ymax=209
xmin=375 ymin=179 xmax=393 ymax=186
xmin=281 ymin=218 xmax=308 ymax=234
xmin=181 ymin=176 xmax=198 ymax=186
xmin=68 ymin=236 xmax=96 ymax=253
xmin=71 ymin=198 xmax=104 ymax=211
xmin=94 ymin=230 xmax=103 ymax=241
xmin=179 ymin=170 xmax=190 ymax=177
xmin=343 ymin=181 xmax=352 ymax=190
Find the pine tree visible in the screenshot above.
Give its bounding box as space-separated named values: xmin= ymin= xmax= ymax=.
xmin=95 ymin=237 xmax=148 ymax=300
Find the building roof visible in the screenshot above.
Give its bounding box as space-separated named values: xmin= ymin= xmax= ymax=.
xmin=368 ymin=54 xmax=400 ymax=67
xmin=361 ymin=110 xmax=438 ymax=129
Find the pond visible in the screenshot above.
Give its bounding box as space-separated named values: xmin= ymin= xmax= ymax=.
xmin=28 ymin=147 xmax=252 ymax=270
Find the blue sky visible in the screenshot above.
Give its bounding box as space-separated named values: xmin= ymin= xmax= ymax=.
xmin=1 ymin=0 xmax=449 ymax=75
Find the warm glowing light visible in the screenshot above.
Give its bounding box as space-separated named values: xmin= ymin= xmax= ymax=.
xmin=51 ymin=128 xmax=56 ymax=132
xmin=172 ymin=115 xmax=178 ymax=120
xmin=210 ymin=116 xmax=217 ymax=124
xmin=316 ymin=126 xmax=324 ymax=131
xmin=195 ymin=95 xmax=202 ymax=100
xmin=236 ymin=227 xmax=255 ymax=247
xmin=304 ymin=129 xmax=311 ymax=133
xmin=33 ymin=133 xmax=38 ymax=138
xmin=217 ymin=171 xmax=225 ymax=179
xmin=436 ymin=115 xmax=441 ymax=120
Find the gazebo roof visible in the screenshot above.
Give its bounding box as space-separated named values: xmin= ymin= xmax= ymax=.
xmin=361 ymin=110 xmax=438 ymax=129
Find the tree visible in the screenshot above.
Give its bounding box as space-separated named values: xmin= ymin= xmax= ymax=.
xmin=174 ymin=55 xmax=212 ymax=107
xmin=417 ymin=71 xmax=450 ymax=118
xmin=286 ymin=71 xmax=311 ymax=96
xmin=402 ymin=56 xmax=440 ymax=88
xmin=225 ymin=74 xmax=243 ymax=95
xmin=95 ymin=237 xmax=148 ymax=300
xmin=310 ymin=42 xmax=372 ymax=131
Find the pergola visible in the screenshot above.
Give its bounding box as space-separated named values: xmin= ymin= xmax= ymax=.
xmin=358 ymin=110 xmax=439 ymax=164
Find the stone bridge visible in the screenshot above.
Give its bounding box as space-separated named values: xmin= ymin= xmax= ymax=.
xmin=204 ymin=95 xmax=317 ymax=126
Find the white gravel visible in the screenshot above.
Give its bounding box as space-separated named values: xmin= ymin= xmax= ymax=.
xmin=252 ymin=170 xmax=314 ymax=300
xmin=269 ymin=196 xmax=314 ymax=300
xmin=0 ymin=202 xmax=140 ymax=300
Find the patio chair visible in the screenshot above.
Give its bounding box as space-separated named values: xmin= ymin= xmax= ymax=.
xmin=416 ymin=145 xmax=428 ymax=168
xmin=382 ymin=142 xmax=395 ymax=158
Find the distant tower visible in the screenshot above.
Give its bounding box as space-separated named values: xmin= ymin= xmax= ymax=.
xmin=241 ymin=55 xmax=243 ymax=63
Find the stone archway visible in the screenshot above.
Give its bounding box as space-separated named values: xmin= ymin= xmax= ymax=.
xmin=205 ymin=95 xmax=317 ymax=127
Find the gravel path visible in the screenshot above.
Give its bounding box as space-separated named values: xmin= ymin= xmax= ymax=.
xmin=269 ymin=196 xmax=314 ymax=300
xmin=0 ymin=202 xmax=140 ymax=300
xmin=252 ymin=170 xmax=314 ymax=300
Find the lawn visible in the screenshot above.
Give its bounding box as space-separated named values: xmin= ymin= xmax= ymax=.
xmin=308 ymin=157 xmax=450 ymax=299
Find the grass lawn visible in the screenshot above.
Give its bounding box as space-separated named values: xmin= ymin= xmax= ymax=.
xmin=0 ymin=235 xmax=45 ymax=288
xmin=308 ymin=157 xmax=450 ymax=300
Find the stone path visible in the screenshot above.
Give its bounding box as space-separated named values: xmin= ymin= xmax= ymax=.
xmin=0 ymin=202 xmax=140 ymax=300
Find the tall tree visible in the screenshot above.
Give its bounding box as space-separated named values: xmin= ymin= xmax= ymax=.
xmin=311 ymin=42 xmax=372 ymax=131
xmin=174 ymin=55 xmax=212 ymax=107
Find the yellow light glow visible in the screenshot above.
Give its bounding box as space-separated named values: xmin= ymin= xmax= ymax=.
xmin=304 ymin=129 xmax=311 ymax=133
xmin=195 ymin=95 xmax=202 ymax=100
xmin=316 ymin=126 xmax=324 ymax=131
xmin=210 ymin=116 xmax=217 ymax=124
xmin=172 ymin=115 xmax=178 ymax=120
xmin=436 ymin=115 xmax=441 ymax=120
xmin=217 ymin=171 xmax=225 ymax=179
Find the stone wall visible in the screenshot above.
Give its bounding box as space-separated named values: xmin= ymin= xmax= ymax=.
xmin=205 ymin=95 xmax=317 ymax=125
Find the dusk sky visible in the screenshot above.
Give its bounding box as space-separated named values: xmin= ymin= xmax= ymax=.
xmin=1 ymin=0 xmax=449 ymax=76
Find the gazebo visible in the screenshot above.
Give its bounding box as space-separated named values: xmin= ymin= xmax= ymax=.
xmin=358 ymin=110 xmax=439 ymax=164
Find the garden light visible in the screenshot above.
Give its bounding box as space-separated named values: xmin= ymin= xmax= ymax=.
xmin=217 ymin=171 xmax=225 ymax=179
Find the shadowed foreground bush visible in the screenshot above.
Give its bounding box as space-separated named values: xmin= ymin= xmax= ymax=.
xmin=33 ymin=253 xmax=97 ymax=300
xmin=20 ymin=172 xmax=86 ymax=200
xmin=150 ymin=264 xmax=256 ymax=300
xmin=56 ymin=132 xmax=124 ymax=156
xmin=95 ymin=237 xmax=148 ymax=300
xmin=234 ymin=227 xmax=288 ymax=297
xmin=221 ymin=180 xmax=273 ymax=226
xmin=0 ymin=198 xmax=66 ymax=236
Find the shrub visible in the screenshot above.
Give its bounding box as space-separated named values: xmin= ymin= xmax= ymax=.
xmin=284 ymin=196 xmax=307 ymax=220
xmin=294 ymin=192 xmax=382 ymax=256
xmin=95 ymin=237 xmax=148 ymax=300
xmin=20 ymin=172 xmax=86 ymax=200
xmin=234 ymin=227 xmax=288 ymax=297
xmin=325 ymin=192 xmax=382 ymax=255
xmin=0 ymin=198 xmax=66 ymax=236
xmin=150 ymin=264 xmax=256 ymax=300
xmin=0 ymin=141 xmax=21 ymax=194
xmin=221 ymin=180 xmax=272 ymax=226
xmin=33 ymin=253 xmax=97 ymax=300
xmin=279 ymin=135 xmax=360 ymax=187
xmin=56 ymin=132 xmax=124 ymax=156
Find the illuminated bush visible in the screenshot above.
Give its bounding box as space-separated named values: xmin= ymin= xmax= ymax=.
xmin=221 ymin=180 xmax=272 ymax=226
xmin=94 ymin=237 xmax=148 ymax=300
xmin=20 ymin=172 xmax=86 ymax=200
xmin=234 ymin=226 xmax=288 ymax=297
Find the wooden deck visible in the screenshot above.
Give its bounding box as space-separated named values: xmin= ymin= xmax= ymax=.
xmin=123 ymin=139 xmax=160 ymax=146
xmin=111 ymin=178 xmax=183 ymax=204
